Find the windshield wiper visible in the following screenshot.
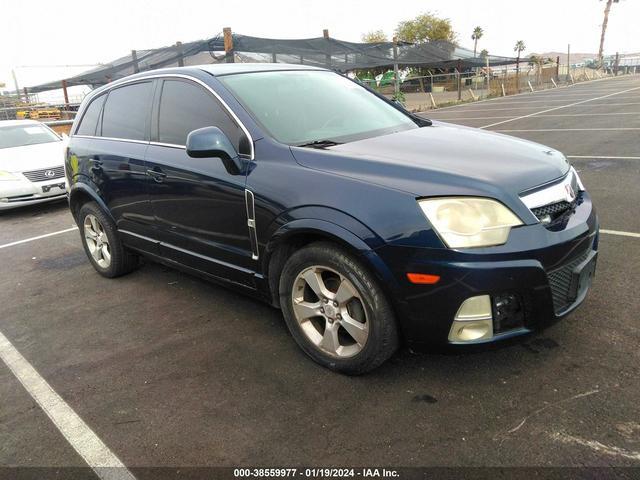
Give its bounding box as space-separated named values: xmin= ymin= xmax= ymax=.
xmin=296 ymin=139 xmax=342 ymax=149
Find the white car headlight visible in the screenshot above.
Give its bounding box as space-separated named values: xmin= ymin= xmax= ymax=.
xmin=0 ymin=170 xmax=18 ymax=181
xmin=418 ymin=197 xmax=523 ymax=248
xmin=570 ymin=166 xmax=585 ymax=191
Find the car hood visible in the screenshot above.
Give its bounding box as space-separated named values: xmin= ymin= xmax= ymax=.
xmin=0 ymin=141 xmax=66 ymax=173
xmin=291 ymin=121 xmax=570 ymax=201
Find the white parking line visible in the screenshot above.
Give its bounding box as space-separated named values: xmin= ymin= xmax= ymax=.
xmin=0 ymin=330 xmax=136 ymax=480
xmin=495 ymin=128 xmax=640 ymax=132
xmin=601 ymin=229 xmax=640 ymax=238
xmin=0 ymin=227 xmax=78 ymax=250
xmin=458 ymin=96 xmax=640 ymax=106
xmin=425 ymin=102 xmax=640 ymax=114
xmin=481 ymin=85 xmax=640 ymax=129
xmin=431 ymin=112 xmax=640 ymax=121
xmin=568 ymin=155 xmax=640 ymax=160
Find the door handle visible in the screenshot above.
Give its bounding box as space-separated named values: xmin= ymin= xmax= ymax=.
xmin=146 ymin=168 xmax=167 ymax=183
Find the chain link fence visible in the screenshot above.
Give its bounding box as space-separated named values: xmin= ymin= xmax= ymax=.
xmin=374 ymin=64 xmax=638 ymax=112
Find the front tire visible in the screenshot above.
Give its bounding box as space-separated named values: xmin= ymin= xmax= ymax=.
xmin=78 ymin=202 xmax=139 ymax=278
xmin=279 ymin=241 xmax=398 ymax=374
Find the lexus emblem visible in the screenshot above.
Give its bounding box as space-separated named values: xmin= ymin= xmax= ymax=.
xmin=44 ymin=170 xmax=56 ymax=178
xmin=565 ymin=183 xmax=576 ymax=201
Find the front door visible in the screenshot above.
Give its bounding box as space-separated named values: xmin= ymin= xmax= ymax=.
xmin=145 ymin=78 xmax=254 ymax=286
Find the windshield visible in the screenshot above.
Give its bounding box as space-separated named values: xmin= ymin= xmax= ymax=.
xmin=218 ymin=70 xmax=418 ymax=145
xmin=0 ymin=124 xmax=61 ymax=149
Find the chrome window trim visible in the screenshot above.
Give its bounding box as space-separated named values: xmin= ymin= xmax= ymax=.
xmin=149 ymin=141 xmax=185 ymax=149
xmin=73 ymin=134 xmax=149 ymax=145
xmin=71 ymin=73 xmax=255 ymax=160
xmin=520 ymin=167 xmax=583 ymax=210
xmin=119 ymin=229 xmax=255 ymax=274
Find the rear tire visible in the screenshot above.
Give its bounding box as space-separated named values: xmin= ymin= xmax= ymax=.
xmin=279 ymin=241 xmax=398 ymax=375
xmin=78 ymin=202 xmax=139 ymax=278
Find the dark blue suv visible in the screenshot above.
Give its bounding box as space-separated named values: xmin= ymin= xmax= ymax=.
xmin=66 ymin=64 xmax=598 ymax=374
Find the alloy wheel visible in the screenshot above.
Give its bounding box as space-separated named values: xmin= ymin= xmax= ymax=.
xmin=83 ymin=214 xmax=111 ymax=268
xmin=291 ymin=265 xmax=369 ymax=358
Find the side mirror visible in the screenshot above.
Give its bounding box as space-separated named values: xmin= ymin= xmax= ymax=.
xmin=186 ymin=126 xmax=238 ymax=160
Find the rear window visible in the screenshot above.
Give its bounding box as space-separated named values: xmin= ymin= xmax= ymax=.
xmin=0 ymin=124 xmax=60 ymax=149
xmin=101 ymin=82 xmax=152 ymax=141
xmin=76 ymin=94 xmax=106 ymax=136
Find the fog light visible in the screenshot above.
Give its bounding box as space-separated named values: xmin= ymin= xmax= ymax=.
xmin=449 ymin=320 xmax=493 ymax=342
xmin=448 ymin=295 xmax=494 ymax=343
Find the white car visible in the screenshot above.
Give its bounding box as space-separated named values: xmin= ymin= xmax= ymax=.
xmin=0 ymin=119 xmax=68 ymax=210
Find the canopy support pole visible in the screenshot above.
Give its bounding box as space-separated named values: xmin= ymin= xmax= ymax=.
xmin=323 ymin=29 xmax=331 ymax=68
xmin=223 ymin=28 xmax=234 ymax=63
xmin=176 ymin=42 xmax=184 ymax=67
xmin=131 ymin=50 xmax=139 ymax=73
xmin=61 ymin=80 xmax=69 ymax=110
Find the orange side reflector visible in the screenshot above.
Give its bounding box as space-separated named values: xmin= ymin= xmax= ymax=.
xmin=407 ymin=273 xmax=441 ymax=285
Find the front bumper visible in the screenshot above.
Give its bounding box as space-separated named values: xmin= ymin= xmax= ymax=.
xmin=376 ymin=191 xmax=599 ymax=346
xmin=0 ymin=176 xmax=67 ymax=210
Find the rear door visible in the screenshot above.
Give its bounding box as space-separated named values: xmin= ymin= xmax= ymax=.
xmin=145 ymin=77 xmax=254 ymax=286
xmin=74 ymin=81 xmax=156 ymax=247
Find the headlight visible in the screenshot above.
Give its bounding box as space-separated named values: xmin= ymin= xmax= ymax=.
xmin=570 ymin=166 xmax=585 ymax=191
xmin=0 ymin=170 xmax=18 ymax=181
xmin=418 ymin=197 xmax=523 ymax=248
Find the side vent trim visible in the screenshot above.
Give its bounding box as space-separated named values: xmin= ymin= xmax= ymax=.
xmin=245 ymin=189 xmax=259 ymax=260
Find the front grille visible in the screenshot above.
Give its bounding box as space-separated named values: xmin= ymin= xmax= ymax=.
xmin=547 ymin=250 xmax=590 ymax=314
xmin=532 ymin=200 xmax=572 ymax=219
xmin=22 ymin=165 xmax=65 ymax=182
xmin=532 ymin=191 xmax=583 ymax=229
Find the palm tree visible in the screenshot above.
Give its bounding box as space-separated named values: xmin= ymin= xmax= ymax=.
xmin=472 ymin=26 xmax=484 ymax=57
xmin=514 ymin=40 xmax=526 ymax=90
xmin=514 ymin=40 xmax=526 ymax=74
xmin=598 ymin=0 xmax=620 ymax=67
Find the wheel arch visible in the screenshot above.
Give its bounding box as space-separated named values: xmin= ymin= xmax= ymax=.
xmin=262 ymin=218 xmax=400 ymax=310
xmin=69 ymin=181 xmax=113 ymax=224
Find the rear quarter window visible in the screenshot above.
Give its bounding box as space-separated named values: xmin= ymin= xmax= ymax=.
xmin=76 ymin=94 xmax=106 ymax=136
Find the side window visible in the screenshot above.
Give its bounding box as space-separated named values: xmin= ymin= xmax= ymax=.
xmin=157 ymin=80 xmax=243 ymax=151
xmin=101 ymin=82 xmax=152 ymax=141
xmin=76 ymin=94 xmax=106 ymax=136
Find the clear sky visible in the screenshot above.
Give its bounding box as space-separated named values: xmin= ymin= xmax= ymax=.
xmin=2 ymin=0 xmax=638 ymax=91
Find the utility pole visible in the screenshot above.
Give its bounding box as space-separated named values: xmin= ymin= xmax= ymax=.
xmin=11 ymin=69 xmax=21 ymax=101
xmin=392 ymin=36 xmax=400 ymax=99
xmin=457 ymin=60 xmax=462 ymax=100
xmin=566 ymin=44 xmax=571 ymax=83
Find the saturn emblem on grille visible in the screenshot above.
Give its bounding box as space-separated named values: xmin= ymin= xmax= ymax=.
xmin=44 ymin=170 xmax=55 ymax=178
xmin=565 ymin=183 xmax=576 ymax=201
